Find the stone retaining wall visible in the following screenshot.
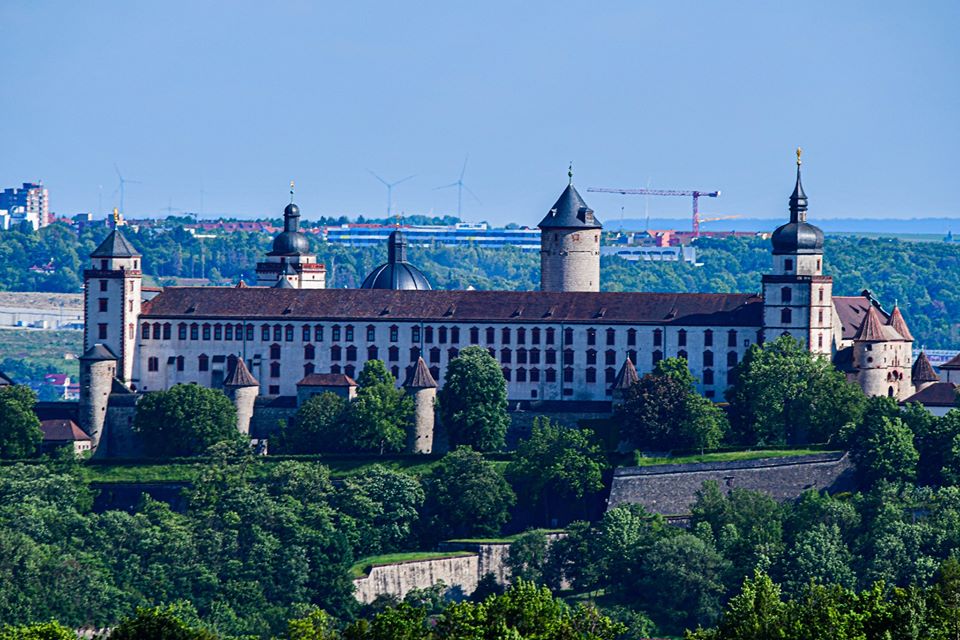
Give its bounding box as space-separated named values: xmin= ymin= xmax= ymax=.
xmin=353 ymin=555 xmax=479 ymax=605
xmin=607 ymin=452 xmax=856 ymax=516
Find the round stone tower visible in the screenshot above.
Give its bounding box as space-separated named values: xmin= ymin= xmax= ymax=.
xmin=538 ymin=170 xmax=602 ymax=292
xmin=79 ymin=344 xmax=118 ymax=455
xmin=403 ymin=357 xmax=438 ymax=454
xmin=853 ymin=304 xmax=912 ymax=398
xmin=224 ymin=357 xmax=260 ymax=435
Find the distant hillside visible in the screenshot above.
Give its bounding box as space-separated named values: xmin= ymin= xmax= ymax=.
xmin=618 ymin=216 xmax=960 ymax=237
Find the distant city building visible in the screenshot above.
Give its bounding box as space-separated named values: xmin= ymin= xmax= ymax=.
xmin=0 ymin=182 xmax=49 ymax=230
xmin=325 ymin=222 xmax=541 ymax=251
xmin=601 ymin=245 xmax=698 ymax=264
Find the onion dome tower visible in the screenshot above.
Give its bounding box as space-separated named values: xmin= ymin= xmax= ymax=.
xmin=538 ymin=165 xmax=602 ymax=292
xmin=361 ymin=230 xmax=432 ymax=290
xmin=255 ymin=182 xmax=326 ymax=288
xmin=762 ymin=149 xmax=832 ymax=355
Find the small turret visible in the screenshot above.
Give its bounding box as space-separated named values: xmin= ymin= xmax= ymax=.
xmin=403 ymin=357 xmax=437 ymax=454
xmin=611 ymin=357 xmax=639 ymax=406
xmin=224 ymin=357 xmax=259 ymax=435
xmin=911 ymin=351 xmax=939 ymax=392
xmin=79 ymin=344 xmax=118 ymax=455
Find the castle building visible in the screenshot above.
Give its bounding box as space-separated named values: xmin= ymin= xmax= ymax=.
xmin=74 ymin=155 xmax=925 ymax=455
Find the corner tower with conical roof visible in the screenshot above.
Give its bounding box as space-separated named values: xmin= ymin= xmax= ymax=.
xmin=84 ymin=228 xmax=142 ymax=385
xmin=255 ymin=184 xmax=326 ymax=288
xmin=762 ymin=149 xmax=833 ymax=355
xmin=538 ymin=167 xmax=602 ymax=292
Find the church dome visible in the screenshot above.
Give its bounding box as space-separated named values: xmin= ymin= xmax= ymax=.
xmin=771 ymin=151 xmax=824 ymax=255
xmin=361 ymin=230 xmax=432 ymax=290
xmin=269 ymin=202 xmax=310 ymax=256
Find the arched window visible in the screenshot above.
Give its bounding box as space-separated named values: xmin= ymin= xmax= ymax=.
xmin=450 ymin=327 xmax=460 ymax=342
xmin=888 ymin=386 xmax=894 ymax=397
xmin=198 ymin=354 xmax=209 ymax=372
xmin=344 ymin=325 xmax=354 ymax=341
xmin=246 ymin=324 xmax=255 ymax=341
xmin=330 ymin=345 xmax=341 ymax=361
xmin=270 ymin=362 xmax=281 ymax=378
xmin=270 ymin=344 xmax=282 ymax=359
xmin=545 ymin=368 xmax=556 ymax=382
xmin=678 ymin=329 xmax=687 ymax=347
xmin=586 ymin=367 xmax=597 ymax=383
xmin=627 ymin=328 xmax=637 ymax=346
xmin=332 ymin=324 xmax=341 ymax=341
xmin=563 ymin=348 xmax=574 ymax=365
xmin=819 ymin=287 xmax=825 ymax=302
xmin=346 ymin=345 xmax=357 ymax=361
xmin=261 ymin=324 xmax=270 ymax=341
xmin=469 ymin=327 xmax=480 ymax=344
xmin=564 ymin=327 xmax=574 ymax=344
xmin=703 ymin=350 xmax=714 ymax=367
xmin=530 ymin=348 xmax=541 ymax=365
xmin=727 ymin=351 xmax=738 ymax=367
xmin=273 ymin=324 xmax=282 ymax=341
xmin=202 ymin=323 xmax=211 ymax=340
xmin=190 ymin=323 xmax=199 ymax=340
xmin=516 ymin=348 xmax=528 ymax=364
xmin=429 ymin=347 xmax=441 ymax=363
xmin=502 ymin=327 xmax=511 ymax=344
xmin=225 ymin=324 xmax=234 ymax=341
xmin=163 ymin=323 xmax=171 ymax=339
xmin=703 ymin=369 xmax=714 ymax=385
xmin=411 ymin=326 xmax=421 ymax=343
xmin=214 ymin=324 xmax=222 ymax=340
xmin=142 ymin=322 xmax=151 ymax=339
xmin=532 ymin=327 xmax=541 ymax=344
xmin=586 ymin=328 xmax=596 ymax=345
xmin=304 ymin=344 xmax=315 ymax=360
xmin=781 ymin=286 xmax=792 ymax=303
xmin=781 ymin=308 xmax=792 ymax=323
xmin=314 ymin=325 xmax=324 ymax=341
xmin=486 ymin=327 xmax=495 ymax=343
xmin=517 ymin=367 xmax=527 ymax=382
xmin=653 ymin=329 xmax=662 ymax=347
xmin=285 ymin=324 xmax=294 ymax=342
xmin=302 ymin=325 xmax=311 ymax=341
xmin=368 ymin=345 xmax=379 ymax=360
xmin=586 ymin=349 xmax=597 ymax=365
xmin=500 ymin=348 xmax=511 ymax=363
xmin=438 ymin=326 xmax=448 ymax=344
xmin=704 ymin=329 xmax=713 ymax=346
xmin=517 ymin=328 xmax=526 ymax=344
xmin=304 ymin=362 xmax=315 ymax=376
xmin=331 ymin=364 xmax=342 ymax=374
xmin=545 ymin=328 xmax=556 ymax=345
xmin=389 ymin=325 xmax=398 ymax=342
xmin=388 ymin=346 xmax=399 ymax=361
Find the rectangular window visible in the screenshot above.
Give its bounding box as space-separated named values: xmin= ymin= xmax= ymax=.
xmin=98 ymin=298 xmax=108 ymax=312
xmin=261 ymin=325 xmax=270 ymax=341
xmin=314 ymin=326 xmax=323 ymax=341
xmin=147 ymin=357 xmax=159 ymax=372
xmin=202 ymin=325 xmax=211 ymax=340
xmin=226 ymin=325 xmax=234 ymax=340
xmin=98 ymin=323 xmax=108 ymax=339
xmin=246 ymin=325 xmax=255 ymax=341
xmin=412 ymin=326 xmax=421 ymax=343
xmin=368 ymin=326 xmax=377 ymax=342
xmin=345 ymin=326 xmax=354 ymax=341
xmin=178 ymin=324 xmax=187 ymax=340
xmin=332 ymin=326 xmax=341 ymax=341
xmin=163 ymin=324 xmax=171 ymax=340
xmin=303 ymin=326 xmax=311 ymax=341
xmin=99 ymin=280 xmax=108 ymax=292
xmin=285 ymin=326 xmax=294 ymax=342
xmin=214 ymin=325 xmax=222 ymax=340
xmin=273 ymin=326 xmax=282 ymax=341
xmin=390 ymin=326 xmax=399 ymax=342
xmin=190 ymin=325 xmax=199 ymax=340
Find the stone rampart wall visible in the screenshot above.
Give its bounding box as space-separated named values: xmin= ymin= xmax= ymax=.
xmin=352 ymin=555 xmax=479 ymax=604
xmin=607 ymin=452 xmax=856 ymax=516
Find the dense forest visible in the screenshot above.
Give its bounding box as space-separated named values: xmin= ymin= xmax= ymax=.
xmin=1 ymin=221 xmax=957 ymax=347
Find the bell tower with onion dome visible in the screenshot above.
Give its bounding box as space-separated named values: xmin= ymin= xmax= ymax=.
xmin=762 ymin=149 xmax=833 ymax=355
xmin=255 ymin=182 xmax=326 ymax=288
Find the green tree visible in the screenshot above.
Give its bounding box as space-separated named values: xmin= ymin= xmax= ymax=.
xmin=690 ymin=570 xmax=787 ymax=640
xmin=278 ymin=392 xmax=348 ymax=454
xmin=851 ymin=416 xmax=919 ymax=487
xmin=345 ymin=360 xmax=412 ymax=454
xmin=505 ymin=530 xmax=550 ymax=584
xmin=0 ymin=621 xmax=78 ymax=640
xmin=134 ymin=384 xmax=240 ymax=457
xmin=780 ymin=523 xmax=856 ymax=595
xmin=420 ymin=446 xmax=515 ymax=541
xmin=618 ymin=357 xmax=727 ymax=451
xmin=506 ymin=417 xmax=606 ymax=525
xmin=335 ymin=465 xmax=425 ymax=556
xmin=726 ymin=335 xmax=866 ymax=445
xmin=0 ymin=386 xmax=41 ymax=459
xmin=437 ymin=346 xmax=509 ymax=451
xmin=108 ymin=605 xmax=219 ymax=640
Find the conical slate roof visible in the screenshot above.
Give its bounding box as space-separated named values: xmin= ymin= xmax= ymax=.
xmin=612 ymin=357 xmax=639 ymax=390
xmin=403 ymin=357 xmax=437 ymax=389
xmin=941 ymin=353 xmax=960 ymax=371
xmin=888 ymin=305 xmax=914 ymax=341
xmin=79 ymin=344 xmax=118 ymax=361
xmin=225 ymin=358 xmax=259 ymax=388
xmin=912 ymin=351 xmax=939 ymax=384
xmin=274 ymin=276 xmax=295 ymax=288
xmin=853 ymin=306 xmax=903 ymax=342
xmin=538 ymin=184 xmax=602 ymax=230
xmin=91 ymin=229 xmax=140 ymax=258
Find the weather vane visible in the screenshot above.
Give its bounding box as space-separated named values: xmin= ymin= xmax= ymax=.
xmin=568 ymin=162 xmax=573 ymax=185
xmin=289 ymin=180 xmax=295 ymax=203
xmin=796 ymin=147 xmax=803 ymax=166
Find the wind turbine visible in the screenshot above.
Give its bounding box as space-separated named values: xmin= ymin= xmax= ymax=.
xmin=368 ymin=170 xmax=415 ymax=219
xmin=113 ymin=164 xmax=142 ymax=215
xmin=435 ymin=155 xmax=480 ymax=218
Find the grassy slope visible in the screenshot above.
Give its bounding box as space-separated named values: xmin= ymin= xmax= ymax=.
xmin=0 ymin=328 xmax=82 ymax=377
xmin=632 ymin=448 xmax=833 ymax=467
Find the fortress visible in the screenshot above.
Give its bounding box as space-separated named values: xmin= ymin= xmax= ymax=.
xmin=73 ymin=155 xmax=927 ymax=455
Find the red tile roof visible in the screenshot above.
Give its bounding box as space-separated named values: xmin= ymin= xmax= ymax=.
xmin=941 ymin=353 xmax=960 ymax=370
xmin=39 ymin=419 xmax=91 ymax=442
xmin=904 ymin=382 xmax=959 ymax=407
xmin=911 ymin=352 xmax=939 ymax=383
xmin=141 ymin=287 xmax=763 ymax=326
xmin=403 ymin=358 xmax=437 ymax=388
xmin=224 ymin=358 xmax=259 ymax=387
xmin=888 ymin=306 xmax=914 ymax=341
xmin=833 ymin=296 xmax=877 ymax=340
xmin=853 ymin=305 xmax=904 ymax=342
xmin=612 ymin=358 xmax=640 ymax=390
xmin=297 ymin=373 xmax=357 ymax=387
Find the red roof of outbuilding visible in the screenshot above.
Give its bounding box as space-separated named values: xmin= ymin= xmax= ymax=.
xmin=297 ymin=373 xmax=357 ymax=387
xmin=39 ymin=419 xmax=91 ymax=442
xmin=903 ymin=382 xmax=959 ymax=407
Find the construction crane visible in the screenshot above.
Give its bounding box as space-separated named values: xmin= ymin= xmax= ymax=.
xmin=586 ymin=187 xmax=720 ymax=237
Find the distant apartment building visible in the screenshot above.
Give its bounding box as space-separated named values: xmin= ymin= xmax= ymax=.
xmin=325 ymin=222 xmax=542 ymax=251
xmin=0 ymin=182 xmax=49 ymax=230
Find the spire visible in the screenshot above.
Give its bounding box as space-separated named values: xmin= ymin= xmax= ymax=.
xmin=387 ymin=230 xmax=408 ymax=263
xmin=911 ymin=351 xmax=939 ymax=384
xmin=789 ymin=147 xmax=808 ymax=223
xmin=290 ymin=180 xmax=295 ymax=204
xmin=888 ymin=304 xmax=914 ymax=341
xmin=224 ymin=357 xmax=259 ymax=388
xmin=612 ymin=357 xmax=640 ymax=390
xmin=403 ymin=357 xmax=437 ymax=389
xmin=91 ymin=228 xmax=140 ymax=258
xmin=283 ymin=181 xmax=301 ymax=233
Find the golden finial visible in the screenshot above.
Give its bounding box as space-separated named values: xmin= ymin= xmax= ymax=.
xmin=796 ymin=147 xmax=803 ymax=166
xmin=568 ymin=162 xmax=573 ymax=185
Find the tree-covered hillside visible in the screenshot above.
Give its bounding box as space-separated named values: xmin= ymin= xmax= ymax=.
xmin=1 ymin=223 xmax=958 ymax=347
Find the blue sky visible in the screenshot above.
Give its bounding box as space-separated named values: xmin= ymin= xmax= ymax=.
xmin=1 ymin=1 xmax=957 ymax=226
